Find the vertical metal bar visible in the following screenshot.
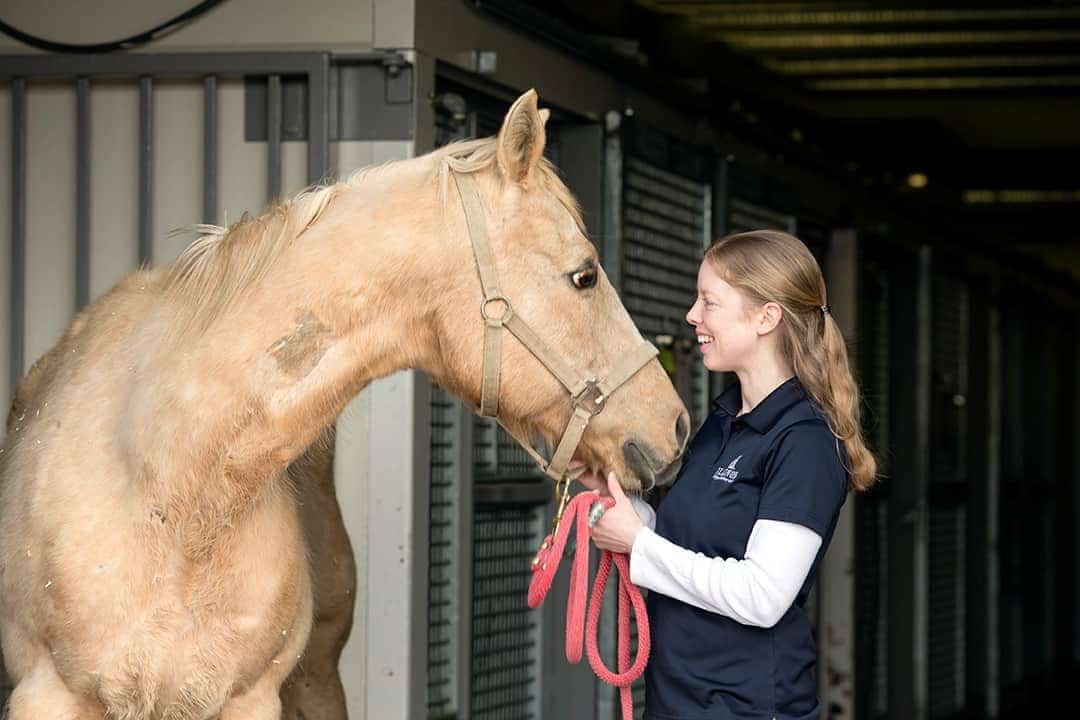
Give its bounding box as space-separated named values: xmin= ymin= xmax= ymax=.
xmin=912 ymin=245 xmax=932 ymax=720
xmin=456 ymin=401 xmax=475 ymax=720
xmin=306 ymin=53 xmax=330 ymax=185
xmin=10 ymin=78 xmax=27 ymax=392
xmin=75 ymin=77 xmax=91 ymax=310
xmin=602 ymin=110 xmax=623 ymax=294
xmin=203 ymin=75 xmax=218 ymax=225
xmin=888 ymin=246 xmax=929 ymax=720
xmin=985 ymin=300 xmax=1002 ymax=718
xmin=267 ymin=74 xmax=282 ymax=203
xmin=138 ymin=76 xmax=153 ymax=266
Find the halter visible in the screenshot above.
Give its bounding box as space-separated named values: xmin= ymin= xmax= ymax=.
xmin=453 ymin=171 xmax=659 ymax=527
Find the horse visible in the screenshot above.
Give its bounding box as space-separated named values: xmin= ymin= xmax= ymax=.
xmin=0 ymin=89 xmax=689 ymax=719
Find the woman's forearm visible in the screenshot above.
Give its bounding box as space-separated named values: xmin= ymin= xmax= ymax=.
xmin=629 ymin=518 xmax=821 ymax=627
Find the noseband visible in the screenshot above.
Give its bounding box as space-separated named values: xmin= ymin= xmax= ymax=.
xmin=453 ymin=172 xmax=658 ymax=521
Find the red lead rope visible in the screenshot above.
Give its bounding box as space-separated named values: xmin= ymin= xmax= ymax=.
xmin=527 ymin=492 xmax=650 ymax=720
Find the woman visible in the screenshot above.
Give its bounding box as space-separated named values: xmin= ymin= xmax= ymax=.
xmin=584 ymin=230 xmax=876 ymax=720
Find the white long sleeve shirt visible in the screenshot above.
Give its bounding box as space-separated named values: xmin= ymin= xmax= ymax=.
xmin=626 ymin=495 xmax=821 ymax=628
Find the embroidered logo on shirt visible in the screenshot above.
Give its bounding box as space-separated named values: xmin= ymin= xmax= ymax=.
xmin=712 ymin=454 xmax=743 ymax=483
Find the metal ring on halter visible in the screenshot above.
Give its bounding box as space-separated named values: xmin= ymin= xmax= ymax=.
xmin=573 ymin=380 xmax=607 ymax=417
xmin=587 ymin=501 xmax=606 ymax=529
xmin=481 ymin=295 xmax=513 ymax=326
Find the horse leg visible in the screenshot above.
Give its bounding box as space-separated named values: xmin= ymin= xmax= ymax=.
xmin=6 ymin=658 xmax=105 ymax=719
xmin=218 ymin=677 xmax=283 ymax=720
xmin=279 ymin=618 xmax=350 ymax=720
xmin=280 ymin=428 xmax=356 ymax=720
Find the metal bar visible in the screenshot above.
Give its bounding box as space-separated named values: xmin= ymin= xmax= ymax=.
xmin=911 ymin=245 xmax=932 ymax=720
xmin=10 ymin=78 xmax=27 ymax=394
xmin=307 ymin=53 xmax=331 ymax=184
xmin=0 ymin=52 xmax=389 ymax=81
xmin=203 ymin=75 xmax=218 ymax=225
xmin=138 ymin=76 xmax=153 ymax=266
xmin=75 ymin=77 xmax=91 ymax=310
xmin=267 ymin=74 xmax=282 ymax=203
xmin=602 ymin=110 xmax=623 ymax=291
xmin=887 ymin=246 xmax=929 ymax=720
xmin=456 ymin=402 xmax=474 ymax=720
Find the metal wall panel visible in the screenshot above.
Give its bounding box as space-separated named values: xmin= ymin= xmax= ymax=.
xmin=429 ymin=387 xmax=462 ymax=719
xmin=471 ymin=507 xmax=544 ymax=720
xmin=152 ymin=81 xmax=203 ymax=265
xmin=621 ymin=155 xmax=710 ymax=427
xmin=88 ymin=82 xmax=140 ymax=299
xmin=25 ymin=82 xmax=76 ymax=370
xmin=856 ymin=249 xmax=892 ymax=720
xmin=0 ymin=83 xmax=11 ymax=413
xmin=429 ymin=80 xmax=550 ymax=719
xmin=928 ymin=274 xmax=970 ymax=718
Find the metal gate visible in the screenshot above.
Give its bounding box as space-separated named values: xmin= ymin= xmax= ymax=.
xmin=427 ymin=76 xmax=564 ymax=720
xmin=605 ymin=117 xmax=714 ymax=717
xmin=617 ymin=119 xmax=712 ymax=429
xmin=928 ymin=271 xmax=970 ymax=718
xmin=855 ymin=242 xmax=893 ymax=720
xmin=0 ymin=48 xmax=411 ymax=708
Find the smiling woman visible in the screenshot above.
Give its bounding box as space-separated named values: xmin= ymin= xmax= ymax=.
xmin=588 ymin=229 xmax=877 ymax=720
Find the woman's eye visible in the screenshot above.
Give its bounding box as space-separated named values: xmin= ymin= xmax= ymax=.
xmin=571 ymin=268 xmax=598 ymax=290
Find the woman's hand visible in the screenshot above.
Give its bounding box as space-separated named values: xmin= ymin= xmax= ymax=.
xmin=589 ymin=471 xmax=644 ymax=555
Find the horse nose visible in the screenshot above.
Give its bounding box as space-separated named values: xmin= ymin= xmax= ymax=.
xmin=675 ymin=411 xmax=690 ymax=453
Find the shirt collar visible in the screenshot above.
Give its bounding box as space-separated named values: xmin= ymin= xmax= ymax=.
xmin=712 ymin=377 xmax=805 ymax=434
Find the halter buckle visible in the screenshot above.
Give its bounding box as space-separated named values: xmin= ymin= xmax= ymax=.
xmin=572 ymin=380 xmax=607 ymax=417
xmin=481 ymin=295 xmax=513 ymax=326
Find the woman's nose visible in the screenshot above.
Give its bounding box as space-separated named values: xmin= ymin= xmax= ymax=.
xmin=686 ymin=300 xmax=700 ymax=326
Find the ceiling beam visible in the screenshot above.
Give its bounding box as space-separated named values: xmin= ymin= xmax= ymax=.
xmin=765 ymin=54 xmax=1080 ymax=76
xmin=662 ymin=7 xmax=1080 ymax=28
xmin=807 ymin=75 xmax=1080 ymax=91
xmin=714 ymin=29 xmax=1080 ymax=51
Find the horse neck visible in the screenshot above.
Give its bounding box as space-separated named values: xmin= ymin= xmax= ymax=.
xmin=133 ymin=157 xmax=461 ymax=525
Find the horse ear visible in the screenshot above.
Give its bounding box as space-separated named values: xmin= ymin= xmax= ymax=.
xmin=496 ymin=89 xmax=547 ymax=184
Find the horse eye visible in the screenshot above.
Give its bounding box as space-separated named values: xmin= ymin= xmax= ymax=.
xmin=571 ymin=268 xmax=597 ymax=290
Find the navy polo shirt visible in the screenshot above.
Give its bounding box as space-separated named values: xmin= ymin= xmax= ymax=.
xmin=644 ymin=377 xmax=850 ymax=720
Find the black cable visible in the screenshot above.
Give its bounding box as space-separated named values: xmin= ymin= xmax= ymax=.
xmin=0 ymin=0 xmax=228 ymax=54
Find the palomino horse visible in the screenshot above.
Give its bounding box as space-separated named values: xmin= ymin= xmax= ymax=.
xmin=0 ymin=89 xmax=689 ymax=719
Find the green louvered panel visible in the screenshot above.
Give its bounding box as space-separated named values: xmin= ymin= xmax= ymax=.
xmin=622 ymin=155 xmax=710 ymax=427
xmin=428 ymin=388 xmax=462 ymax=718
xmin=472 ymin=507 xmax=544 ymax=720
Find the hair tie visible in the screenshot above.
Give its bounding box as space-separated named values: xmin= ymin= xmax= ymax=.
xmin=820 ymin=305 xmax=830 ymax=317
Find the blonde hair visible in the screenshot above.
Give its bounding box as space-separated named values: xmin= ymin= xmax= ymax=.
xmin=706 ymin=229 xmax=877 ymax=491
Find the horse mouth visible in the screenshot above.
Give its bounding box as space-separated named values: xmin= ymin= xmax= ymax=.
xmin=624 ymin=441 xmax=682 ymax=490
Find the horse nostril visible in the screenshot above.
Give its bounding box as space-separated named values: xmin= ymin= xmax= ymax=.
xmin=675 ymin=411 xmax=691 ymax=452
xmin=623 ymin=441 xmax=653 ymax=488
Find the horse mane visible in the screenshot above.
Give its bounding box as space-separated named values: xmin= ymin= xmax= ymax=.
xmin=163 ymin=137 xmax=583 ymax=333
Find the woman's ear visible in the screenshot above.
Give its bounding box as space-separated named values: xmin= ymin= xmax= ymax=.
xmin=757 ymin=301 xmax=784 ymax=335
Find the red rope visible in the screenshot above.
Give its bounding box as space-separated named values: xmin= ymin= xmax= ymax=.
xmin=528 ymin=492 xmax=650 ymax=720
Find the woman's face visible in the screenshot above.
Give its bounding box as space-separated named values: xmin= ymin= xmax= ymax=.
xmin=685 ymin=260 xmax=760 ymax=373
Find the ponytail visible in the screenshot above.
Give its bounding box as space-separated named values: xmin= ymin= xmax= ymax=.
xmin=706 ymin=231 xmax=877 ymax=491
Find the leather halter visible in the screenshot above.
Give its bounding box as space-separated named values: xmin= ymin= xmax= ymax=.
xmin=452 ymin=171 xmax=659 ymax=497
